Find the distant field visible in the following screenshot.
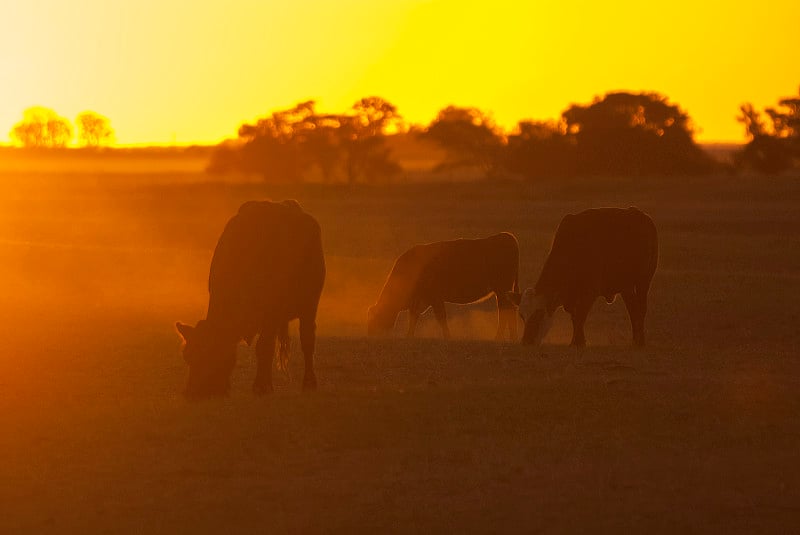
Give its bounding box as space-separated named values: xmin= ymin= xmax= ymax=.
xmin=0 ymin=169 xmax=798 ymax=532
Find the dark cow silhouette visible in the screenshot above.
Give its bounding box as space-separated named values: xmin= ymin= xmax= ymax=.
xmin=176 ymin=200 xmax=325 ymax=397
xmin=368 ymin=232 xmax=519 ymax=340
xmin=509 ymin=207 xmax=658 ymax=348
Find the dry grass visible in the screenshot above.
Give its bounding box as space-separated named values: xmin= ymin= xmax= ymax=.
xmin=0 ymin=170 xmax=799 ymax=532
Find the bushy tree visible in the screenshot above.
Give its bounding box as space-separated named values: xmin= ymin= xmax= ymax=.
xmin=208 ymin=97 xmax=402 ymax=183
xmin=235 ymin=100 xmax=317 ymax=182
xmin=10 ymin=107 xmax=73 ymax=148
xmin=338 ymin=97 xmax=403 ymax=183
xmin=562 ymin=92 xmax=714 ymax=176
xmin=76 ymin=111 xmax=114 ymax=147
xmin=736 ymin=87 xmax=800 ymax=174
xmin=504 ymin=120 xmax=574 ymax=179
xmin=424 ymin=106 xmax=504 ymax=176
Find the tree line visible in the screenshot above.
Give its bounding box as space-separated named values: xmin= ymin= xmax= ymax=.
xmin=7 ymin=86 xmax=799 ymax=177
xmin=208 ymin=87 xmax=800 ymax=181
xmin=9 ymin=108 xmax=114 ymax=148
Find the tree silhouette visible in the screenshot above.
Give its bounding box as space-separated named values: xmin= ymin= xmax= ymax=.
xmin=209 ymin=97 xmax=402 ymax=183
xmin=736 ymin=86 xmax=800 ymax=174
xmin=236 ymin=100 xmax=317 ymax=181
xmin=562 ymin=92 xmax=713 ymax=176
xmin=424 ymin=106 xmax=504 ymax=176
xmin=10 ymin=107 xmax=73 ymax=148
xmin=504 ymin=120 xmax=575 ymax=179
xmin=76 ymin=111 xmax=114 ymax=147
xmin=738 ymin=103 xmax=766 ymax=138
xmin=338 ymin=97 xmax=403 ymax=183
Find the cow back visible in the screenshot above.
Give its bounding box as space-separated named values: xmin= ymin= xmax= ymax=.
xmin=537 ymin=207 xmax=657 ymax=301
xmin=377 ymin=232 xmax=519 ymax=310
xmin=207 ymin=200 xmax=325 ymax=330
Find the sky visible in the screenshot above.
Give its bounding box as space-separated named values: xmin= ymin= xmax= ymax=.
xmin=1 ymin=0 xmax=798 ymax=145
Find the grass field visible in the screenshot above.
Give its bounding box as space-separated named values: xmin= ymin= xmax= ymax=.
xmin=1 ymin=168 xmax=799 ymax=532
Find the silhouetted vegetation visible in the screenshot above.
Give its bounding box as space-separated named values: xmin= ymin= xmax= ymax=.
xmin=505 ymin=120 xmax=575 ymax=179
xmin=506 ymin=92 xmax=715 ymax=179
xmin=10 ymin=107 xmax=74 ymax=148
xmin=76 ymin=111 xmax=114 ymax=148
xmin=423 ymin=106 xmax=505 ymax=176
xmin=210 ymin=91 xmax=721 ymax=182
xmin=17 ymin=87 xmax=799 ymax=180
xmin=564 ymin=92 xmax=715 ymax=176
xmin=736 ymin=87 xmax=800 ymax=174
xmin=208 ymin=98 xmax=403 ymax=183
xmin=9 ymin=107 xmax=115 ymax=149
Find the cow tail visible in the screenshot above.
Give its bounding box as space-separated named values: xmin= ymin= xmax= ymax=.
xmin=276 ymin=321 xmax=291 ymax=374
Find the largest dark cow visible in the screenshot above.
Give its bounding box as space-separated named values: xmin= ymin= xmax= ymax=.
xmin=509 ymin=207 xmax=658 ymax=348
xmin=368 ymin=233 xmax=519 ymax=340
xmin=176 ymin=200 xmax=325 ymax=397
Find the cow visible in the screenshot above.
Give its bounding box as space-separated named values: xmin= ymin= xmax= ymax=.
xmin=368 ymin=232 xmax=519 ymax=340
xmin=508 ymin=207 xmax=658 ymax=348
xmin=176 ymin=199 xmax=325 ymax=398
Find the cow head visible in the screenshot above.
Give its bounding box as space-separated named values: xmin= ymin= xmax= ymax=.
xmin=507 ymin=289 xmax=554 ymax=347
xmin=367 ymin=304 xmax=397 ymax=336
xmin=175 ymin=320 xmax=237 ymax=398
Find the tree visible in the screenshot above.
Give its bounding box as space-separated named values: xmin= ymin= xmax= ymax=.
xmin=338 ymin=97 xmax=403 ymax=183
xmin=504 ymin=120 xmax=575 ymax=179
xmin=562 ymin=92 xmax=714 ymax=176
xmin=736 ymin=86 xmax=800 ymax=174
xmin=209 ymin=97 xmax=403 ymax=183
xmin=424 ymin=106 xmax=504 ymax=176
xmin=10 ymin=107 xmax=73 ymax=148
xmin=235 ymin=100 xmax=318 ymax=181
xmin=76 ymin=111 xmax=114 ymax=147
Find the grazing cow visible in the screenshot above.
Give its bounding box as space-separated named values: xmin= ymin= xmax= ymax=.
xmin=176 ymin=199 xmax=325 ymax=397
xmin=368 ymin=232 xmax=519 ymax=340
xmin=509 ymin=207 xmax=658 ymax=348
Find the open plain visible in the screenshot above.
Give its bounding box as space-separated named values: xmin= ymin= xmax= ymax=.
xmin=1 ymin=165 xmax=799 ymax=533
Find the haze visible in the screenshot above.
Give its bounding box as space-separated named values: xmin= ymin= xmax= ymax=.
xmin=2 ymin=0 xmax=798 ymax=145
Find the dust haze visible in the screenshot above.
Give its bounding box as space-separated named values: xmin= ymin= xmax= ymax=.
xmin=2 ymin=156 xmax=800 ymax=532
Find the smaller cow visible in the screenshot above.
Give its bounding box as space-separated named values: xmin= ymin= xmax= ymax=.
xmin=368 ymin=233 xmax=519 ymax=340
xmin=509 ymin=207 xmax=658 ymax=349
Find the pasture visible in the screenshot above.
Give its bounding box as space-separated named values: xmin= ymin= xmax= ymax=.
xmin=1 ymin=167 xmax=799 ymax=532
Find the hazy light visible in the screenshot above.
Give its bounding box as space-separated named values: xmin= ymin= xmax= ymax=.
xmin=1 ymin=0 xmax=798 ymax=145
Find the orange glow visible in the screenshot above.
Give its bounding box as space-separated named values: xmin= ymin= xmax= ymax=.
xmin=1 ymin=0 xmax=798 ymax=145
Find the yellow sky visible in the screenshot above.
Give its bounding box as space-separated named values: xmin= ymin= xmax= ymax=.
xmin=1 ymin=0 xmax=797 ymax=145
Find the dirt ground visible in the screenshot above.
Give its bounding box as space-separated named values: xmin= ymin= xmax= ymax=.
xmin=0 ymin=170 xmax=798 ymax=532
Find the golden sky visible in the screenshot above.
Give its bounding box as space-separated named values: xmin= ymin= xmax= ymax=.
xmin=1 ymin=0 xmax=798 ymax=145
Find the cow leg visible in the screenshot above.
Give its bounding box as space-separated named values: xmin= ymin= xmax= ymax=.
xmin=622 ymin=290 xmax=640 ymax=346
xmin=570 ymin=298 xmax=593 ymax=348
xmin=507 ymin=306 xmax=518 ymax=341
xmin=494 ymin=294 xmax=506 ymax=341
xmin=432 ymin=301 xmax=450 ymax=340
xmin=407 ymin=299 xmax=427 ymax=338
xmin=627 ymin=282 xmax=650 ymax=346
xmin=299 ymin=315 xmax=318 ymax=391
xmin=254 ymin=327 xmax=276 ymax=395
xmin=635 ymin=284 xmax=649 ymax=346
xmin=407 ymin=311 xmax=420 ymax=338
xmin=496 ymin=292 xmax=518 ymax=341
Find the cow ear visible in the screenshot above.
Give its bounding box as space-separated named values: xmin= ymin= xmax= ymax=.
xmin=505 ymin=291 xmax=522 ymax=306
xmin=175 ymin=322 xmax=194 ymax=342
